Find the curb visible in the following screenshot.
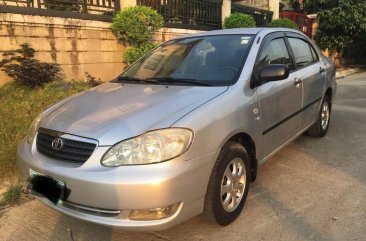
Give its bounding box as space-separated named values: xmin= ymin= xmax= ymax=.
xmin=336 ymin=68 xmax=363 ymax=79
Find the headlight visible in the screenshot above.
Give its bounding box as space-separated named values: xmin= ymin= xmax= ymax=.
xmin=26 ymin=113 xmax=43 ymax=144
xmin=101 ymin=128 xmax=193 ymax=166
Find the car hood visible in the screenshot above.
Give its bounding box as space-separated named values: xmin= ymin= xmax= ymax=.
xmin=40 ymin=82 xmax=228 ymax=145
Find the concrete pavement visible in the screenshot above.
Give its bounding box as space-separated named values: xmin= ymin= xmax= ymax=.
xmin=1 ymin=72 xmax=365 ymax=241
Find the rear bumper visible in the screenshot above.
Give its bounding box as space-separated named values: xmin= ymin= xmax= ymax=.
xmin=17 ymin=138 xmax=218 ymax=231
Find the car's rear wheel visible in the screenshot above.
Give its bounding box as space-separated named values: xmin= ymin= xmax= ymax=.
xmin=204 ymin=141 xmax=250 ymax=225
xmin=307 ymin=95 xmax=331 ymax=137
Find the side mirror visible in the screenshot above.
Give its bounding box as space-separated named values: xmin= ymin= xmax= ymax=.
xmin=251 ymin=64 xmax=290 ymax=88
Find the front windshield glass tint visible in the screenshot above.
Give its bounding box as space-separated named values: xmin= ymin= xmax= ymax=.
xmin=120 ymin=35 xmax=254 ymax=86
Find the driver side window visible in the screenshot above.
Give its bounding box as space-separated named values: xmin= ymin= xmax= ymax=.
xmin=258 ymin=38 xmax=291 ymax=69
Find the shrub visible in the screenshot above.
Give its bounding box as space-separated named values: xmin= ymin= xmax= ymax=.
xmin=112 ymin=6 xmax=164 ymax=46
xmin=124 ymin=42 xmax=158 ymax=65
xmin=224 ymin=13 xmax=256 ymax=29
xmin=268 ymin=18 xmax=298 ymax=29
xmin=85 ymin=72 xmax=102 ymax=87
xmin=0 ymin=43 xmax=62 ymax=88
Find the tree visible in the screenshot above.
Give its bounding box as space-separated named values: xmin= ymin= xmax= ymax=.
xmin=291 ymin=0 xmax=301 ymax=12
xmin=303 ymin=0 xmax=339 ymax=14
xmin=316 ymin=0 xmax=366 ymax=57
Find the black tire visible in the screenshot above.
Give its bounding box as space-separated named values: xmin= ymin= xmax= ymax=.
xmin=203 ymin=141 xmax=251 ymax=225
xmin=307 ymin=95 xmax=332 ymax=137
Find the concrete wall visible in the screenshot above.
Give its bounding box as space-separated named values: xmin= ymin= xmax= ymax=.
xmin=0 ymin=13 xmax=125 ymax=85
xmin=0 ymin=13 xmax=200 ymax=86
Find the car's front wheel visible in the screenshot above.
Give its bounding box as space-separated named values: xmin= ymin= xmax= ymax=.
xmin=307 ymin=95 xmax=331 ymax=137
xmin=204 ymin=141 xmax=250 ymax=225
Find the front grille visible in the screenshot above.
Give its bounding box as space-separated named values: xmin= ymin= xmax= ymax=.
xmin=36 ymin=129 xmax=97 ymax=165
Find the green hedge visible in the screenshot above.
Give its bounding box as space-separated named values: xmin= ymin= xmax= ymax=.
xmin=112 ymin=6 xmax=163 ymax=46
xmin=268 ymin=18 xmax=298 ymax=29
xmin=224 ymin=13 xmax=256 ymax=29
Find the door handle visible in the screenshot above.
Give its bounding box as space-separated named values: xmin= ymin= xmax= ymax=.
xmin=319 ymin=67 xmax=325 ymax=73
xmin=294 ymin=78 xmax=302 ymax=87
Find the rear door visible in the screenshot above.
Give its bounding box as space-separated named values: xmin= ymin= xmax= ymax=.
xmin=285 ymin=33 xmax=326 ymax=130
xmin=254 ymin=32 xmax=302 ymax=158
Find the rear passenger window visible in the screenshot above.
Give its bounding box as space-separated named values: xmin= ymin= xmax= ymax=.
xmin=288 ymin=38 xmax=314 ymax=68
xmin=257 ymin=38 xmax=291 ymax=69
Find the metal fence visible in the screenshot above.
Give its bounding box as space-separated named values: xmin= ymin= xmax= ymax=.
xmin=280 ymin=11 xmax=313 ymax=37
xmin=137 ymin=0 xmax=222 ymax=30
xmin=1 ymin=0 xmax=275 ymax=29
xmin=1 ymin=0 xmax=32 ymax=7
xmin=39 ymin=0 xmax=117 ymax=14
xmin=1 ymin=0 xmax=118 ymax=15
xmin=231 ymin=3 xmax=273 ymax=27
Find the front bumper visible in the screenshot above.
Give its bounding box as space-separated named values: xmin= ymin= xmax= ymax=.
xmin=17 ymin=138 xmax=218 ymax=231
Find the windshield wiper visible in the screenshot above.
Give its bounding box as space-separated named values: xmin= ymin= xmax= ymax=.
xmin=118 ymin=76 xmax=211 ymax=86
xmin=118 ymin=76 xmax=158 ymax=84
xmin=148 ymin=77 xmax=211 ymax=86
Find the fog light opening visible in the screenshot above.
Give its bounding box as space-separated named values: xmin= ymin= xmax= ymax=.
xmin=128 ymin=203 xmax=181 ymax=221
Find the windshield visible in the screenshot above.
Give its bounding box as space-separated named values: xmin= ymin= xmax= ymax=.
xmin=119 ymin=35 xmax=254 ymax=86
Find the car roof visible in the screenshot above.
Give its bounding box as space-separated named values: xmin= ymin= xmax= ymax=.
xmin=174 ymin=27 xmax=306 ymax=39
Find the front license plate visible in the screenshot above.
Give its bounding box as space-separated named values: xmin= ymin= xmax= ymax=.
xmin=30 ymin=169 xmax=67 ymax=204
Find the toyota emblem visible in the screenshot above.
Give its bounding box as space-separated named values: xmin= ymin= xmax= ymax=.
xmin=51 ymin=138 xmax=64 ymax=151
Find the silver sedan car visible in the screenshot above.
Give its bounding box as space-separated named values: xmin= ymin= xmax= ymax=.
xmin=17 ymin=28 xmax=336 ymax=231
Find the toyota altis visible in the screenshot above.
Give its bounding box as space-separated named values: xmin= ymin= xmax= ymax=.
xmin=17 ymin=28 xmax=336 ymax=231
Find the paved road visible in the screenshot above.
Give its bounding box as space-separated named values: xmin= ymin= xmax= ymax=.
xmin=1 ymin=72 xmax=365 ymax=241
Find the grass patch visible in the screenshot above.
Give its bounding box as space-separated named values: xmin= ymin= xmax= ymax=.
xmin=0 ymin=81 xmax=91 ymax=180
xmin=0 ymin=183 xmax=22 ymax=206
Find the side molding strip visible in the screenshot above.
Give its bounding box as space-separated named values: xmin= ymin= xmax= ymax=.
xmin=262 ymin=97 xmax=322 ymax=135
